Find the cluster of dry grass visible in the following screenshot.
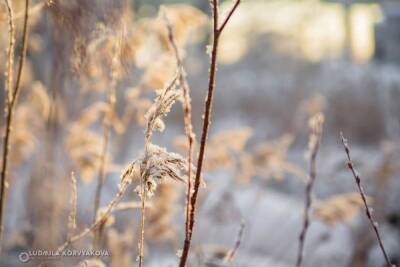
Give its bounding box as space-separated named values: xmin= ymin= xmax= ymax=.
xmin=0 ymin=1 xmax=398 ymax=267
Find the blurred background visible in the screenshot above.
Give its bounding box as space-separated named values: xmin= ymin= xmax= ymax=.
xmin=0 ymin=0 xmax=400 ymax=266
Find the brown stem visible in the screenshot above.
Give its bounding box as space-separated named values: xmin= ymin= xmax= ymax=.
xmin=218 ymin=0 xmax=240 ymax=33
xmin=0 ymin=0 xmax=30 ymax=250
xmin=340 ymin=133 xmax=394 ymax=267
xmin=178 ymin=1 xmax=240 ymax=266
xmin=9 ymin=1 xmax=44 ymax=21
xmin=11 ymin=0 xmax=29 ymax=105
xmin=92 ymin=117 xmax=112 ymax=249
xmin=137 ymin=73 xmax=179 ymax=267
xmin=93 ymin=122 xmax=112 ymax=222
xmin=163 ymin=10 xmax=195 ymax=243
xmin=4 ymin=0 xmax=15 ymax=105
xmin=138 ymin=177 xmax=146 ymax=267
xmin=296 ymin=114 xmax=323 ymax=267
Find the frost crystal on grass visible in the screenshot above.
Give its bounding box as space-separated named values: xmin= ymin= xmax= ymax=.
xmin=123 ymin=144 xmax=189 ymax=198
xmin=123 ymin=70 xmax=191 ymax=198
xmin=144 ymin=73 xmax=180 ymax=138
xmin=122 ymin=74 xmax=192 ymax=197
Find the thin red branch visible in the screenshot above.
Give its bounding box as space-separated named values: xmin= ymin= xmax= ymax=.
xmin=218 ymin=0 xmax=241 ymax=33
xmin=178 ymin=0 xmax=240 ymax=266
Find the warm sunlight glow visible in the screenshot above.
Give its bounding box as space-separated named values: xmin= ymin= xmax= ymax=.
xmin=350 ymin=4 xmax=380 ymax=63
xmin=219 ymin=0 xmax=381 ymax=63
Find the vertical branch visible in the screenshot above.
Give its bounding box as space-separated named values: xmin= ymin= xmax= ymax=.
xmin=10 ymin=0 xmax=30 ymax=105
xmin=93 ymin=33 xmax=121 ymax=249
xmin=340 ymin=133 xmax=394 ymax=267
xmin=4 ymin=0 xmax=15 ymax=105
xmin=163 ymin=10 xmax=195 ymax=244
xmin=0 ymin=0 xmax=30 ymax=249
xmin=137 ymin=74 xmax=179 ymax=267
xmin=138 ymin=141 xmax=152 ymax=267
xmin=296 ymin=113 xmax=324 ymax=267
xmin=138 ymin=135 xmax=151 ymax=267
xmin=68 ymin=172 xmax=77 ymax=239
xmin=178 ymin=0 xmax=240 ymax=266
xmin=138 ymin=175 xmax=146 ymax=267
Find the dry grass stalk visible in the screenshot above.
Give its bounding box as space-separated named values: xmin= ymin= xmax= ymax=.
xmin=340 ymin=133 xmax=395 ymax=267
xmin=93 ymin=31 xmax=122 ymax=249
xmin=137 ymin=166 xmax=146 ymax=267
xmin=57 ymin=173 xmax=133 ymax=253
xmin=296 ymin=113 xmax=324 ymax=267
xmin=163 ymin=8 xmax=196 ymax=245
xmin=68 ymin=172 xmax=78 ymax=237
xmin=4 ymin=0 xmax=14 ymax=104
xmin=0 ymin=0 xmax=30 ymax=249
xmin=113 ymin=201 xmax=145 ymax=212
xmin=179 ymin=0 xmax=241 ymax=266
xmin=138 ymin=73 xmax=182 ymax=267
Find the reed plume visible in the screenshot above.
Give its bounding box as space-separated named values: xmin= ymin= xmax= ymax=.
xmin=138 ymin=72 xmax=184 ymax=267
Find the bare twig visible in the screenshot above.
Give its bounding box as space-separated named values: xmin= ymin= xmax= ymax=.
xmin=178 ymin=1 xmax=240 ymax=266
xmin=0 ymin=0 xmax=30 ymax=249
xmin=296 ymin=113 xmax=324 ymax=267
xmin=218 ymin=0 xmax=241 ymax=33
xmin=340 ymin=133 xmax=394 ymax=267
xmin=223 ymin=221 xmax=245 ymax=263
xmin=163 ymin=9 xmax=195 ymax=244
